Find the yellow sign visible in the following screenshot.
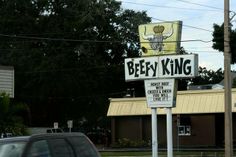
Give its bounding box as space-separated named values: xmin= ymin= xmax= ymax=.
xmin=138 ymin=21 xmax=182 ymax=56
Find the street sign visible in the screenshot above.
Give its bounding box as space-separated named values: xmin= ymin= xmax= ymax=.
xmin=129 ymin=21 xmax=198 ymax=157
xmin=67 ymin=120 xmax=73 ymax=128
xmin=125 ymin=54 xmax=198 ymax=81
xmin=145 ymin=79 xmax=176 ymax=108
xmin=53 ymin=122 xmax=58 ymax=129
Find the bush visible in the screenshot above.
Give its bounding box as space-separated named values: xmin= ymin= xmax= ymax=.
xmin=0 ymin=93 xmax=29 ymax=136
xmin=115 ymin=138 xmax=150 ymax=148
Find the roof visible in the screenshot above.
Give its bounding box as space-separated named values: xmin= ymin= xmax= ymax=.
xmin=30 ymin=133 xmax=85 ymax=139
xmin=107 ymin=88 xmax=236 ymax=116
xmin=0 ymin=136 xmax=30 ymax=143
xmin=0 ymin=133 xmax=86 ymax=143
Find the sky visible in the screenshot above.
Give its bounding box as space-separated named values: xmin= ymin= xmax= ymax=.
xmin=119 ymin=0 xmax=236 ymax=71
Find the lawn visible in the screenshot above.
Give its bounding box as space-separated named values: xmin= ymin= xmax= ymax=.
xmin=100 ymin=151 xmax=225 ymax=157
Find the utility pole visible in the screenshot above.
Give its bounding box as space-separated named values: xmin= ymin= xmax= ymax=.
xmin=224 ymin=0 xmax=233 ymax=156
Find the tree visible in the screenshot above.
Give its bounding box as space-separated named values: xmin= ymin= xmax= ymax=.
xmin=212 ymin=23 xmax=236 ymax=63
xmin=0 ymin=0 xmax=151 ymax=127
xmin=189 ymin=67 xmax=224 ymax=85
xmin=0 ymin=93 xmax=29 ymax=135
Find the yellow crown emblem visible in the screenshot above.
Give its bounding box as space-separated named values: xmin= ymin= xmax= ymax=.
xmin=153 ymin=25 xmax=165 ymax=33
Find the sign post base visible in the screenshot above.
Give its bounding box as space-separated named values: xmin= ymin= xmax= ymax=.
xmin=151 ymin=108 xmax=158 ymax=157
xmin=166 ymin=108 xmax=173 ymax=157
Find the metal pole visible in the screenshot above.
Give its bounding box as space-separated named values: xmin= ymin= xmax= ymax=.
xmin=224 ymin=0 xmax=233 ymax=156
xmin=151 ymin=108 xmax=158 ymax=157
xmin=177 ymin=114 xmax=180 ymax=152
xmin=166 ymin=108 xmax=173 ymax=157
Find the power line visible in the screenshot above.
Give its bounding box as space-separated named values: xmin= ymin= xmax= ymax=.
xmin=184 ymin=46 xmax=213 ymax=49
xmin=120 ymin=0 xmax=223 ymax=33
xmin=185 ymin=50 xmax=222 ymax=53
xmin=174 ymin=0 xmax=224 ymax=11
xmin=141 ymin=39 xmax=211 ymax=44
xmin=151 ymin=17 xmax=214 ymax=33
xmin=0 ymin=32 xmax=212 ymax=44
xmin=119 ymin=1 xmax=223 ymax=12
xmin=18 ymin=91 xmax=127 ymax=100
xmin=0 ymin=33 xmax=121 ymax=43
xmin=15 ymin=64 xmax=124 ymax=74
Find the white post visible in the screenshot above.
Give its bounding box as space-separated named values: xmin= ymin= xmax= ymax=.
xmin=166 ymin=108 xmax=173 ymax=157
xmin=151 ymin=108 xmax=158 ymax=157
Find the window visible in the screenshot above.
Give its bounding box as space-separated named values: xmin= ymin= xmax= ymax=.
xmin=27 ymin=140 xmax=51 ymax=157
xmin=0 ymin=142 xmax=26 ymax=157
xmin=178 ymin=125 xmax=191 ymax=136
xmin=177 ymin=115 xmax=191 ymax=136
xmin=48 ymin=139 xmax=74 ymax=157
xmin=68 ymin=136 xmax=100 ymax=157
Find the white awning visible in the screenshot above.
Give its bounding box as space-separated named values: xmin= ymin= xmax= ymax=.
xmin=107 ymin=89 xmax=236 ymax=116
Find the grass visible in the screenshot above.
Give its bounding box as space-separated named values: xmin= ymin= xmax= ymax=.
xmin=100 ymin=151 xmax=225 ymax=157
xmin=100 ymin=151 xmax=152 ymax=156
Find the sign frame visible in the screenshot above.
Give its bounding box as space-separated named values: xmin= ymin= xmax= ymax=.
xmin=125 ymin=54 xmax=198 ymax=81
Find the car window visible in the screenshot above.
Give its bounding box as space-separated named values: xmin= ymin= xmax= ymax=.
xmin=48 ymin=139 xmax=74 ymax=157
xmin=0 ymin=142 xmax=26 ymax=157
xmin=27 ymin=140 xmax=51 ymax=157
xmin=68 ymin=136 xmax=100 ymax=157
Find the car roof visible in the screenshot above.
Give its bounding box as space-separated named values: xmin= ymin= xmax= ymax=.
xmin=0 ymin=132 xmax=86 ymax=143
xmin=0 ymin=136 xmax=30 ymax=143
xmin=29 ymin=132 xmax=85 ymax=139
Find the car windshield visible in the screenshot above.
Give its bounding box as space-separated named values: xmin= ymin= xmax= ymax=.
xmin=0 ymin=142 xmax=26 ymax=157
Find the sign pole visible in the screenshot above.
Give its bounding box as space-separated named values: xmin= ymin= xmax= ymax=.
xmin=224 ymin=0 xmax=233 ymax=156
xmin=124 ymin=21 xmax=198 ymax=157
xmin=166 ymin=108 xmax=173 ymax=157
xmin=151 ymin=108 xmax=158 ymax=157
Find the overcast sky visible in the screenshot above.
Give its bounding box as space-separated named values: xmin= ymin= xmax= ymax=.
xmin=119 ymin=0 xmax=236 ymax=71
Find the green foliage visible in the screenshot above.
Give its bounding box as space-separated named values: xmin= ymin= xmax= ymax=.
xmin=232 ymin=77 xmax=236 ymax=88
xmin=0 ymin=93 xmax=29 ymax=135
xmin=0 ymin=0 xmax=151 ymax=126
xmin=212 ymin=23 xmax=236 ymax=64
xmin=189 ymin=67 xmax=224 ymax=85
xmin=114 ymin=138 xmax=150 ymax=148
xmin=233 ymin=80 xmax=236 ymax=88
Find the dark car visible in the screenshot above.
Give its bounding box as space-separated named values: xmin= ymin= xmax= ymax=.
xmin=0 ymin=133 xmax=101 ymax=157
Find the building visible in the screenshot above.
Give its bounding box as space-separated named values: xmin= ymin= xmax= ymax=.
xmin=107 ymin=89 xmax=236 ymax=148
xmin=0 ymin=66 xmax=14 ymax=98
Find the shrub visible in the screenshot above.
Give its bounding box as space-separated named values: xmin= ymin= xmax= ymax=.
xmin=115 ymin=138 xmax=150 ymax=148
xmin=0 ymin=93 xmax=29 ymax=136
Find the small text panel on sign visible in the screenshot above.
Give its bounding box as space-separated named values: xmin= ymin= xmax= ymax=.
xmin=145 ymin=79 xmax=176 ymax=108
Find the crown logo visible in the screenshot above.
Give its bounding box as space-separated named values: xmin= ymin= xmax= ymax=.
xmin=153 ymin=25 xmax=165 ymax=33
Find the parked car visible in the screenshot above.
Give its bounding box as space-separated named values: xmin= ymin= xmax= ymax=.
xmin=0 ymin=132 xmax=13 ymax=138
xmin=0 ymin=133 xmax=101 ymax=157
